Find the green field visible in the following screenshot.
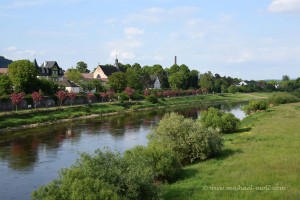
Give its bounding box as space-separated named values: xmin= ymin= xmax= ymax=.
xmin=0 ymin=93 xmax=268 ymax=132
xmin=162 ymin=102 xmax=300 ymax=200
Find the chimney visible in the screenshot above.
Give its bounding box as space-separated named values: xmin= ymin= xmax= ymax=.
xmin=175 ymin=56 xmax=177 ymax=65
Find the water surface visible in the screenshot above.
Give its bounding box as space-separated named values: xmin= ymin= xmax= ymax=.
xmin=0 ymin=102 xmax=246 ymax=200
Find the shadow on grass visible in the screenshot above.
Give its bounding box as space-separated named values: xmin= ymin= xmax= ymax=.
xmin=215 ymin=148 xmax=243 ymax=161
xmin=236 ymin=127 xmax=252 ymax=133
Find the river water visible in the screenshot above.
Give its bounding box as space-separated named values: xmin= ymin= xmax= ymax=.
xmin=0 ymin=102 xmax=246 ymax=200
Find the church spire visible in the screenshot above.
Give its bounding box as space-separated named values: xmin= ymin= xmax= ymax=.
xmin=114 ymin=50 xmax=119 ymax=70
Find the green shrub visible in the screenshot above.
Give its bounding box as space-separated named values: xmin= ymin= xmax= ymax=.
xmin=149 ymin=113 xmax=223 ymax=164
xmin=243 ymin=99 xmax=269 ymax=114
xmin=32 ymin=168 xmax=119 ymax=200
xmin=146 ymin=95 xmax=158 ymax=104
xmin=124 ymin=145 xmax=180 ymax=181
xmin=268 ymin=92 xmax=299 ymax=105
xmin=32 ymin=149 xmax=159 ymax=200
xmin=228 ymin=85 xmax=238 ymax=94
xmin=199 ymin=107 xmax=240 ymax=133
xmin=292 ymin=88 xmax=300 ymax=98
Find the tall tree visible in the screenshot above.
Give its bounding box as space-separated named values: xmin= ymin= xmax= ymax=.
xmin=76 ymin=61 xmax=90 ymax=73
xmin=168 ymin=72 xmax=184 ymax=89
xmin=108 ymin=72 xmax=127 ymax=92
xmin=65 ymin=68 xmax=82 ymax=83
xmin=126 ymin=68 xmax=143 ymax=90
xmin=188 ymin=70 xmax=199 ymax=89
xmin=199 ymin=71 xmax=215 ymax=93
xmin=8 ymin=60 xmax=38 ymax=93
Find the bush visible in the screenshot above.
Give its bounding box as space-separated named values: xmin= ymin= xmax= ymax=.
xmin=32 ymin=168 xmax=119 ymax=200
xmin=124 ymin=145 xmax=180 ymax=181
xmin=292 ymin=88 xmax=300 ymax=98
xmin=149 ymin=113 xmax=223 ymax=164
xmin=146 ymin=95 xmax=158 ymax=104
xmin=268 ymin=92 xmax=299 ymax=105
xmin=32 ymin=149 xmax=159 ymax=200
xmin=199 ymin=107 xmax=240 ymax=133
xmin=243 ymin=99 xmax=269 ymax=114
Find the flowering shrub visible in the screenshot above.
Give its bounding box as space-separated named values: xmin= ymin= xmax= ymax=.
xmin=31 ymin=91 xmax=43 ymax=109
xmin=56 ymin=90 xmax=67 ymax=107
xmin=10 ymin=92 xmax=25 ymax=111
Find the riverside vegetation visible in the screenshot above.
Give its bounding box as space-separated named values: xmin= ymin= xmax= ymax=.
xmin=32 ymin=92 xmax=300 ymax=199
xmin=0 ymin=92 xmax=268 ymax=132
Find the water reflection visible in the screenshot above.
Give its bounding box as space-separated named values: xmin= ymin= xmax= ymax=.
xmin=0 ymin=102 xmax=246 ymax=200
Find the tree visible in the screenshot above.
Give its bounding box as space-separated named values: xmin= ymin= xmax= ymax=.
xmin=108 ymin=72 xmax=127 ymax=92
xmin=168 ymin=72 xmax=184 ymax=89
xmin=10 ymin=92 xmax=25 ymax=111
xmin=124 ymin=87 xmax=135 ymax=100
xmin=32 ymin=91 xmax=43 ymax=109
xmin=56 ymin=90 xmax=67 ymax=107
xmin=76 ymin=61 xmax=90 ymax=73
xmin=188 ymin=70 xmax=199 ymax=89
xmin=0 ymin=75 xmax=12 ymax=95
xmin=199 ymin=72 xmax=214 ymax=93
xmin=282 ymin=75 xmax=290 ymax=81
xmin=65 ymin=68 xmax=82 ymax=83
xmin=8 ymin=60 xmax=38 ymax=93
xmin=91 ymin=79 xmax=104 ymax=93
xmin=126 ymin=68 xmax=142 ymax=90
xmin=38 ymin=78 xmax=60 ymax=96
xmin=68 ymin=92 xmax=77 ymax=105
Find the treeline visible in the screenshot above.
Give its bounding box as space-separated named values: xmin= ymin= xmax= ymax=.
xmin=0 ymin=56 xmax=12 ymax=68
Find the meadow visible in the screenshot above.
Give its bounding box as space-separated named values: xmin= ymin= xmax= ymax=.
xmin=162 ymin=102 xmax=300 ymax=200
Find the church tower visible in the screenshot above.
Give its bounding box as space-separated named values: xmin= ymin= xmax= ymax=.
xmin=114 ymin=52 xmax=119 ymax=70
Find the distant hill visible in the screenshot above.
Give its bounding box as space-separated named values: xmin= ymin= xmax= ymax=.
xmin=0 ymin=56 xmax=13 ymax=68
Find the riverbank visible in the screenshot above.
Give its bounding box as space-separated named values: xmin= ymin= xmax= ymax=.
xmin=0 ymin=93 xmax=269 ymax=133
xmin=162 ymin=102 xmax=300 ymax=199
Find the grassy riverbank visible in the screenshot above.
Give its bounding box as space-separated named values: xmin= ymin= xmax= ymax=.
xmin=0 ymin=93 xmax=269 ymax=132
xmin=162 ymin=102 xmax=300 ymax=200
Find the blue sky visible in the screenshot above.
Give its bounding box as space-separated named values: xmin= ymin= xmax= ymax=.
xmin=1 ymin=0 xmax=300 ymax=80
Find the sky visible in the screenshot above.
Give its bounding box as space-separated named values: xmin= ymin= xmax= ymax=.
xmin=1 ymin=0 xmax=300 ymax=80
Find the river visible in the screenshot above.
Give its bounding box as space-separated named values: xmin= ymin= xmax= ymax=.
xmin=0 ymin=102 xmax=246 ymax=200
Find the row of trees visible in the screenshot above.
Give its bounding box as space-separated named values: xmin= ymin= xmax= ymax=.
xmin=2 ymin=59 xmax=300 ymax=100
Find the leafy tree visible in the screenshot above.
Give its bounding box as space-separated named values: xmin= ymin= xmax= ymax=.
xmin=167 ymin=64 xmax=180 ymax=74
xmin=228 ymin=85 xmax=238 ymax=93
xmin=126 ymin=68 xmax=142 ymax=90
xmin=76 ymin=61 xmax=90 ymax=73
xmin=106 ymin=89 xmax=115 ymax=101
xmin=282 ymin=75 xmax=290 ymax=81
xmin=79 ymin=81 xmax=95 ymax=93
xmin=91 ymin=79 xmax=104 ymax=93
xmin=0 ymin=75 xmax=12 ymax=95
xmin=168 ymin=72 xmax=184 ymax=89
xmin=65 ymin=68 xmax=82 ymax=83
xmin=108 ymin=72 xmax=127 ymax=92
xmin=38 ymin=78 xmax=60 ymax=96
xmin=188 ymin=70 xmax=199 ymax=88
xmin=10 ymin=92 xmax=25 ymax=111
xmin=199 ymin=71 xmax=214 ymax=93
xmin=8 ymin=60 xmax=38 ymax=93
xmin=56 ymin=90 xmax=67 ymax=107
xmin=31 ymin=91 xmax=43 ymax=109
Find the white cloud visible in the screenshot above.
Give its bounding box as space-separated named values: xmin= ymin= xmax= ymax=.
xmin=5 ymin=46 xmax=17 ymax=51
xmin=226 ymin=52 xmax=253 ymax=63
xmin=124 ymin=27 xmax=145 ymax=38
xmin=268 ymin=0 xmax=300 ymax=13
xmin=109 ymin=50 xmax=135 ymax=61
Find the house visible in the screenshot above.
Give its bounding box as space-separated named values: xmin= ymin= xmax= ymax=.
xmin=34 ymin=59 xmax=64 ymax=81
xmin=149 ymin=76 xmax=161 ymax=89
xmin=59 ymin=77 xmax=80 ymax=93
xmin=237 ymin=80 xmax=257 ymax=87
xmin=82 ymin=58 xmax=120 ymax=82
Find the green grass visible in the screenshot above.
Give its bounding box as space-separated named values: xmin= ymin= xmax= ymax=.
xmin=162 ymin=102 xmax=300 ymax=200
xmin=0 ymin=92 xmax=270 ymax=132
